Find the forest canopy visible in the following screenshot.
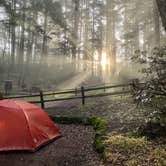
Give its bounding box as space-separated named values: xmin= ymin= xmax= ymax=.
xmin=0 ymin=0 xmax=166 ymax=66
xmin=0 ymin=0 xmax=166 ymax=91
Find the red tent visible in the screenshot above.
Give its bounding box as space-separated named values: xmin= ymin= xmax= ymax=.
xmin=0 ymin=100 xmax=61 ymax=152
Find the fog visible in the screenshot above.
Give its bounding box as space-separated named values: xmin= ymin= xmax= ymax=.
xmin=0 ymin=0 xmax=165 ymax=94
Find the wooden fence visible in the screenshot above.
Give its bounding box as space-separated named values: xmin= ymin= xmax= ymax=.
xmin=3 ymin=83 xmax=135 ymax=109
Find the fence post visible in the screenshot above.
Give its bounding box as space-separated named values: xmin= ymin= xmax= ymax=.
xmin=121 ymin=87 xmax=125 ymax=98
xmin=81 ymin=86 xmax=85 ymax=105
xmin=0 ymin=92 xmax=3 ymax=100
xmin=75 ymin=88 xmax=77 ymax=96
xmin=40 ymin=91 xmax=45 ymax=109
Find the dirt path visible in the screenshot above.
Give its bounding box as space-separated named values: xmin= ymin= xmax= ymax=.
xmin=0 ymin=124 xmax=104 ymax=166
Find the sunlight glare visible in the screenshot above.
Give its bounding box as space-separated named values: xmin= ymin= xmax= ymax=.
xmin=94 ymin=51 xmax=99 ymax=61
xmin=101 ymin=51 xmax=107 ymax=70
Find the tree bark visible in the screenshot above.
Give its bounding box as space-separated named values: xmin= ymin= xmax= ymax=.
xmin=83 ymin=0 xmax=89 ymax=60
xmin=41 ymin=9 xmax=48 ymax=62
xmin=72 ymin=0 xmax=80 ymax=58
xmin=156 ymin=0 xmax=166 ymax=31
xmin=153 ymin=0 xmax=160 ymax=47
xmin=106 ymin=0 xmax=116 ymax=65
xmin=11 ymin=0 xmax=16 ymax=67
xmin=19 ymin=0 xmax=26 ymax=65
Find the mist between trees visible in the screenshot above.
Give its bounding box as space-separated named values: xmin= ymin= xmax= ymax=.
xmin=0 ymin=0 xmax=166 ymax=92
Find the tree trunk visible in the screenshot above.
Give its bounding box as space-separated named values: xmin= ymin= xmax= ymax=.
xmin=72 ymin=0 xmax=80 ymax=58
xmin=156 ymin=0 xmax=166 ymax=31
xmin=106 ymin=0 xmax=116 ymax=65
xmin=41 ymin=9 xmax=48 ymax=63
xmin=19 ymin=0 xmax=26 ymax=65
xmin=83 ymin=0 xmax=89 ymax=60
xmin=106 ymin=0 xmax=111 ymax=60
xmin=11 ymin=0 xmax=16 ymax=67
xmin=153 ymin=0 xmax=160 ymax=47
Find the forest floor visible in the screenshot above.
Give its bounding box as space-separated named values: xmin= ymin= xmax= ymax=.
xmin=0 ymin=124 xmax=104 ymax=166
xmin=45 ymin=72 xmax=166 ymax=166
xmin=0 ymin=76 xmax=165 ymax=166
xmin=46 ymin=95 xmax=166 ymax=166
xmin=1 ymin=94 xmax=164 ymax=166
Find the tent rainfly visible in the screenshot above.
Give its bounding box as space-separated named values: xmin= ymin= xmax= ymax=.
xmin=0 ymin=100 xmax=61 ymax=152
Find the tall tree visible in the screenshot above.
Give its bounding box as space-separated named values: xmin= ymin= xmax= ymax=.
xmin=72 ymin=0 xmax=80 ymax=58
xmin=156 ymin=0 xmax=166 ymax=31
xmin=106 ymin=0 xmax=116 ymax=64
xmin=11 ymin=0 xmax=16 ymax=67
xmin=18 ymin=0 xmax=26 ymax=65
xmin=41 ymin=8 xmax=48 ymax=61
xmin=153 ymin=0 xmax=160 ymax=46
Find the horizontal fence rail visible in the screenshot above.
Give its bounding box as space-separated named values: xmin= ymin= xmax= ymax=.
xmin=2 ymin=82 xmax=138 ymax=108
xmin=84 ymin=83 xmax=132 ymax=92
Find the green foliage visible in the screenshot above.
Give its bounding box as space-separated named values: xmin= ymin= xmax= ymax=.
xmin=87 ymin=117 xmax=108 ymax=153
xmin=51 ymin=116 xmax=86 ymax=125
xmin=87 ymin=117 xmax=108 ymax=135
xmin=87 ymin=117 xmax=108 ymax=154
xmin=94 ymin=135 xmax=105 ymax=153
xmin=132 ymin=46 xmax=166 ymax=104
xmin=132 ymin=46 xmax=166 ymax=137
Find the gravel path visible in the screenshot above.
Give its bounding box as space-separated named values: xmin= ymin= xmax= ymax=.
xmin=0 ymin=124 xmax=104 ymax=166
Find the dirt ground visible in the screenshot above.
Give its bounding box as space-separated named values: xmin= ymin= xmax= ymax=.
xmin=0 ymin=124 xmax=104 ymax=166
xmin=46 ymin=95 xmax=151 ymax=134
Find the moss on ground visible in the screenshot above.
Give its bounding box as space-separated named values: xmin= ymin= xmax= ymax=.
xmin=104 ymin=134 xmax=166 ymax=166
xmin=51 ymin=116 xmax=85 ymax=125
xmin=50 ymin=115 xmax=108 ymax=156
xmin=105 ymin=135 xmax=148 ymax=153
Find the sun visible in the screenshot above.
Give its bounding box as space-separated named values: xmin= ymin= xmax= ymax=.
xmin=94 ymin=51 xmax=99 ymax=61
xmin=101 ymin=52 xmax=107 ymax=66
xmin=101 ymin=51 xmax=110 ymax=70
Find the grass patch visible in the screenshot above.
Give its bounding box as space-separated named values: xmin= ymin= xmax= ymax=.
xmin=148 ymin=147 xmax=166 ymax=166
xmin=105 ymin=135 xmax=148 ymax=153
xmin=104 ymin=134 xmax=166 ymax=166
